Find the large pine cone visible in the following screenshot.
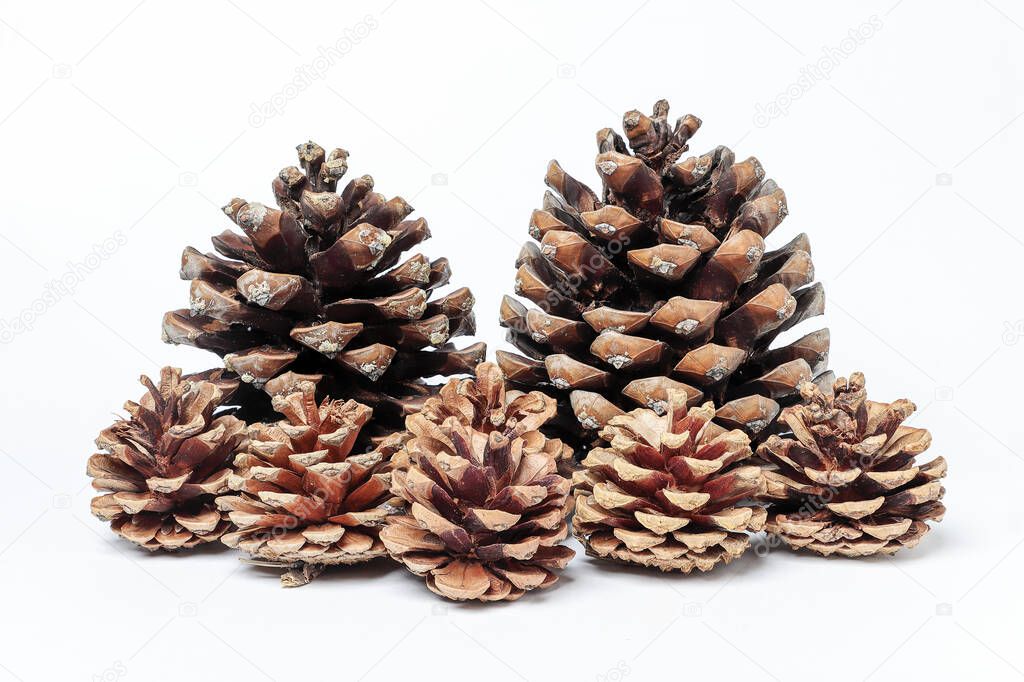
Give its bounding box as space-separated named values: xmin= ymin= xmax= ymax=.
xmin=758 ymin=372 xmax=946 ymax=557
xmin=217 ymin=374 xmax=405 ymax=586
xmin=498 ymin=99 xmax=828 ymax=449
xmin=87 ymin=368 xmax=245 ymax=550
xmin=380 ymin=362 xmax=575 ymax=602
xmin=163 ymin=141 xmax=485 ymax=425
xmin=573 ymin=392 xmax=767 ymax=572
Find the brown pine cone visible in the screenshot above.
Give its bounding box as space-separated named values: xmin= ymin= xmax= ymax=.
xmin=87 ymin=367 xmax=245 ymax=551
xmin=217 ymin=374 xmax=406 ymax=586
xmin=162 ymin=141 xmax=485 ymax=426
xmin=498 ymin=99 xmax=828 ymax=450
xmin=758 ymin=372 xmax=946 ymax=557
xmin=380 ymin=362 xmax=576 ymax=602
xmin=573 ymin=392 xmax=766 ymax=572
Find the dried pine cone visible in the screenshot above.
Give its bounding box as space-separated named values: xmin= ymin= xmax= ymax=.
xmin=217 ymin=374 xmax=405 ymax=586
xmin=499 ymin=99 xmax=828 ymax=450
xmin=87 ymin=368 xmax=245 ymax=550
xmin=380 ymin=362 xmax=575 ymax=601
xmin=163 ymin=141 xmax=485 ymax=426
xmin=573 ymin=392 xmax=766 ymax=572
xmin=758 ymin=372 xmax=946 ymax=557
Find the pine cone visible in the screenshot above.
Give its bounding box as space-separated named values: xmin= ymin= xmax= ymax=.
xmin=380 ymin=362 xmax=576 ymax=602
xmin=758 ymin=372 xmax=946 ymax=557
xmin=87 ymin=367 xmax=245 ymax=550
xmin=573 ymin=392 xmax=766 ymax=572
xmin=217 ymin=374 xmax=405 ymax=586
xmin=498 ymin=99 xmax=828 ymax=449
xmin=162 ymin=141 xmax=485 ymax=425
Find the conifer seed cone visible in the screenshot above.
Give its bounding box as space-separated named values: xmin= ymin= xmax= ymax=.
xmin=573 ymin=391 xmax=767 ymax=572
xmin=758 ymin=372 xmax=946 ymax=557
xmin=163 ymin=141 xmax=485 ymax=425
xmin=499 ymin=99 xmax=829 ymax=450
xmin=380 ymin=362 xmax=576 ymax=601
xmin=217 ymin=373 xmax=406 ymax=586
xmin=87 ymin=367 xmax=245 ymax=550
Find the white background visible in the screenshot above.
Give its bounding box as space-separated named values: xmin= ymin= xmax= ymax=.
xmin=1 ymin=1 xmax=1021 ymax=680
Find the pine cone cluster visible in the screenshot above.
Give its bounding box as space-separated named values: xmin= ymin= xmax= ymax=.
xmin=84 ymin=102 xmax=948 ymax=602
xmin=380 ymin=362 xmax=576 ymax=601
xmin=87 ymin=368 xmax=245 ymax=550
xmin=498 ymin=100 xmax=828 ymax=449
xmin=216 ymin=374 xmax=408 ymax=585
xmin=163 ymin=141 xmax=485 ymax=426
xmin=759 ymin=373 xmax=946 ymax=557
xmin=573 ymin=392 xmax=766 ymax=572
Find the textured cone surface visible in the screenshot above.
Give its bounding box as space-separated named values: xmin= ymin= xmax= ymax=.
xmin=498 ymin=100 xmax=828 ymax=448
xmin=217 ymin=374 xmax=406 ymax=585
xmin=87 ymin=368 xmax=245 ymax=551
xmin=758 ymin=372 xmax=946 ymax=557
xmin=380 ymin=362 xmax=576 ymax=602
xmin=163 ymin=141 xmax=485 ymax=425
xmin=573 ymin=391 xmax=766 ymax=572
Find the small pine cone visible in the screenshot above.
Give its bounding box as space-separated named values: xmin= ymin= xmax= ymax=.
xmin=217 ymin=374 xmax=406 ymax=586
xmin=573 ymin=392 xmax=767 ymax=572
xmin=758 ymin=372 xmax=946 ymax=557
xmin=380 ymin=362 xmax=576 ymax=602
xmin=87 ymin=368 xmax=245 ymax=550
